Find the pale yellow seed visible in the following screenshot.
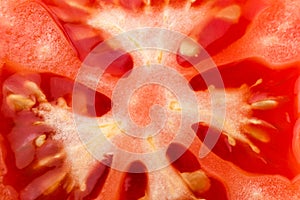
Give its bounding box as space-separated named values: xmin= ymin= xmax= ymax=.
xmin=99 ymin=122 xmax=122 ymax=138
xmin=247 ymin=118 xmax=277 ymax=130
xmin=64 ymin=178 xmax=76 ymax=194
xmin=147 ymin=136 xmax=156 ymax=150
xmin=80 ymin=183 xmax=86 ymax=191
xmin=43 ymin=171 xmax=66 ymax=195
xmin=181 ymin=170 xmax=211 ymax=194
xmin=6 ymin=94 xmax=35 ymax=111
xmin=216 ymin=4 xmax=241 ymax=23
xmin=157 ymin=50 xmax=163 ymax=64
xmin=227 ymin=136 xmax=236 ymax=146
xmin=34 ymin=152 xmax=64 ymax=169
xmin=169 ymin=101 xmax=181 ymax=111
xmin=250 ymin=144 xmax=260 ymax=154
xmin=243 ymin=124 xmax=270 ymax=143
xmin=251 ymin=79 xmax=263 ymax=88
xmin=35 ymin=134 xmax=46 ymax=147
xmin=32 ymin=121 xmax=44 ymax=126
xmin=179 ymin=39 xmax=200 ymax=57
xmin=251 ymin=99 xmax=279 ymax=110
xmin=24 ymin=81 xmax=47 ymax=103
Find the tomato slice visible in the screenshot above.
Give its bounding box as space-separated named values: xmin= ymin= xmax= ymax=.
xmin=0 ymin=0 xmax=300 ymax=199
